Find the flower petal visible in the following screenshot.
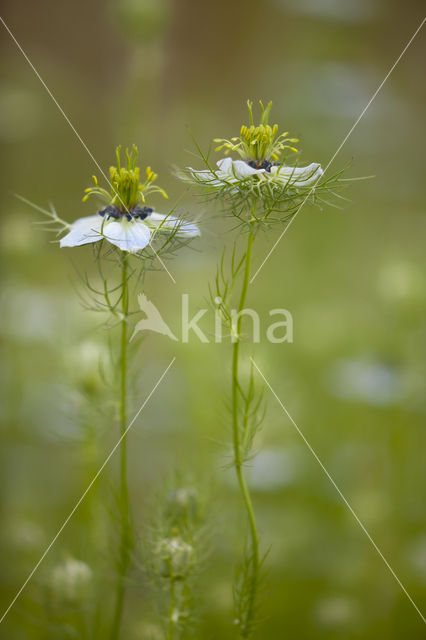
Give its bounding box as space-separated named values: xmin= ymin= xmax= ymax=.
xmin=217 ymin=158 xmax=265 ymax=180
xmin=101 ymin=218 xmax=151 ymax=253
xmin=148 ymin=212 xmax=200 ymax=237
xmin=270 ymin=162 xmax=323 ymax=187
xmin=187 ymin=167 xmax=223 ymax=186
xmin=60 ymin=215 xmax=103 ymax=248
xmin=215 ymin=157 xmax=234 ymax=176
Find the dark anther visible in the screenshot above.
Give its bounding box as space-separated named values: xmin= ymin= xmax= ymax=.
xmin=248 ymin=159 xmax=272 ymax=172
xmin=99 ymin=205 xmax=120 ymax=219
xmin=259 ymin=160 xmax=273 ymax=172
xmin=98 ymin=205 xmax=154 ymax=222
xmin=132 ymin=206 xmax=153 ymax=220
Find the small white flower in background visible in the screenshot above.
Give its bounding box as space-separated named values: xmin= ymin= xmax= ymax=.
xmin=60 ymin=145 xmax=199 ymax=253
xmin=156 ymin=536 xmax=195 ymax=579
xmin=50 ymin=557 xmax=93 ymax=602
xmin=325 ymin=357 xmax=402 ymax=407
xmin=6 ymin=518 xmax=44 ymax=551
xmin=68 ymin=340 xmax=111 ymax=395
xmin=171 ymin=609 xmax=180 ymax=623
xmin=314 ymin=595 xmax=359 ymax=629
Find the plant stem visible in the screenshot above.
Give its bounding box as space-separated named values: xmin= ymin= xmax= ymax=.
xmin=232 ymin=222 xmax=260 ymax=638
xmin=167 ymin=579 xmax=176 ymax=640
xmin=110 ymin=254 xmax=132 ymax=639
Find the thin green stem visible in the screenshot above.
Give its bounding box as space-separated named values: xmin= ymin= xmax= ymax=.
xmin=110 ymin=255 xmax=132 ymax=640
xmin=167 ymin=579 xmax=176 ymax=640
xmin=232 ymin=221 xmax=260 ymax=638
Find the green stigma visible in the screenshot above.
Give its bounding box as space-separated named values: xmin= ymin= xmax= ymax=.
xmin=214 ymin=100 xmax=299 ymax=166
xmin=82 ymin=145 xmax=168 ymax=211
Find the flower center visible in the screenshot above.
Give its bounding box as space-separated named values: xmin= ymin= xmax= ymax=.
xmin=214 ymin=100 xmax=299 ymax=165
xmin=82 ymin=145 xmax=168 ymax=211
xmin=248 ymin=159 xmax=274 ymax=172
xmin=99 ymin=205 xmax=153 ymax=222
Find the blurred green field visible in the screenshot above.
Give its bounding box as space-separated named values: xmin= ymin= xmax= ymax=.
xmin=0 ymin=0 xmax=425 ymax=638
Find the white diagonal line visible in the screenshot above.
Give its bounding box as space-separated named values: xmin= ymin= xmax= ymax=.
xmin=0 ymin=357 xmax=176 ymax=625
xmin=0 ymin=15 xmax=176 ymax=284
xmin=250 ymin=357 xmax=426 ymax=624
xmin=250 ymin=16 xmax=426 ymax=284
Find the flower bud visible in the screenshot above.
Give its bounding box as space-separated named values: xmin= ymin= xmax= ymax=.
xmin=155 ymin=536 xmax=194 ymax=579
xmin=167 ymin=487 xmax=199 ymax=523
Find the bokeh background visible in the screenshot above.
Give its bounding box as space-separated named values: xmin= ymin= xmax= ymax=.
xmin=0 ymin=0 xmax=425 ymax=638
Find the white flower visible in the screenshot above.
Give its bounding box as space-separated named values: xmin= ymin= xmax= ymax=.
xmin=60 ymin=210 xmax=200 ymax=253
xmin=156 ymin=536 xmax=195 ymax=578
xmin=50 ymin=557 xmax=93 ymax=602
xmin=188 ymin=157 xmax=323 ymax=189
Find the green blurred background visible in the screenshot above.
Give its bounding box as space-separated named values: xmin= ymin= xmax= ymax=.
xmin=0 ymin=0 xmax=425 ymax=638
